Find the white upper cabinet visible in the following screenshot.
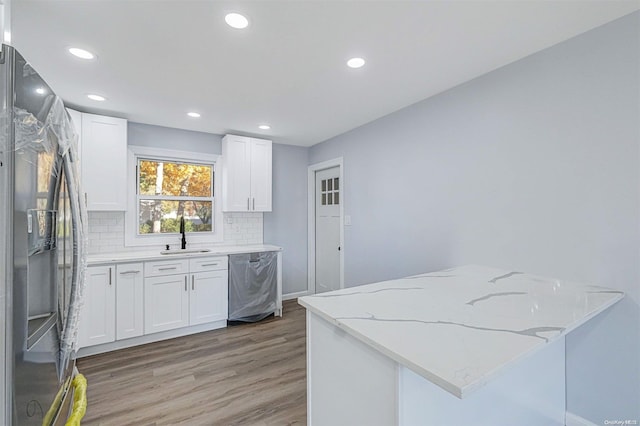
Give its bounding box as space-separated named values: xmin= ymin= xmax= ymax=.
xmin=222 ymin=134 xmax=272 ymax=212
xmin=249 ymin=138 xmax=272 ymax=212
xmin=80 ymin=113 xmax=128 ymax=211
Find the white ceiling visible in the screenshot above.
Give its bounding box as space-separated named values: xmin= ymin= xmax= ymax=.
xmin=10 ymin=1 xmax=640 ymax=147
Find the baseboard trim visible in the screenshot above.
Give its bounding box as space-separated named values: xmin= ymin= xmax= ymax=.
xmin=283 ymin=290 xmax=310 ymax=301
xmin=566 ymin=412 xmax=598 ymax=426
xmin=76 ymin=319 xmax=227 ymax=358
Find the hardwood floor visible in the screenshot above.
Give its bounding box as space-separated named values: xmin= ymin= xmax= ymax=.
xmin=76 ymin=300 xmax=306 ymax=426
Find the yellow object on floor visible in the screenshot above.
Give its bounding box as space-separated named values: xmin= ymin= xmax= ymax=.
xmin=42 ymin=377 xmax=70 ymax=426
xmin=65 ymin=374 xmax=87 ymax=426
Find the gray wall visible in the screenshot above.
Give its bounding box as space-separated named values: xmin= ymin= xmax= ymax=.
xmin=129 ymin=122 xmax=222 ymax=154
xmin=309 ymin=12 xmax=639 ymax=422
xmin=129 ymin=122 xmax=309 ymax=296
xmin=264 ymin=143 xmax=309 ymax=295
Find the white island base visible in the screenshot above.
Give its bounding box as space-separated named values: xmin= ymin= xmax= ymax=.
xmin=307 ymin=311 xmax=566 ymax=426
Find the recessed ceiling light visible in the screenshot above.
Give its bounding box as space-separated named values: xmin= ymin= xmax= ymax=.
xmin=187 ymin=112 xmax=201 ymax=118
xmin=225 ymin=13 xmax=249 ymax=29
xmin=258 ymin=124 xmax=271 ymax=130
xmin=347 ymin=57 xmax=366 ymax=69
xmin=87 ymin=94 xmax=106 ymax=101
xmin=35 ymin=87 xmax=46 ymax=95
xmin=68 ymin=47 xmax=95 ymax=60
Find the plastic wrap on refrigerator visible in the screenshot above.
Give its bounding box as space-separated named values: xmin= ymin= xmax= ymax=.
xmin=1 ymin=44 xmax=88 ymax=425
xmin=11 ymin=94 xmax=88 ymax=372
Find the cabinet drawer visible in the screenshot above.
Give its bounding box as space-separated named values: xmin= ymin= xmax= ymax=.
xmin=145 ymin=259 xmax=189 ymax=277
xmin=189 ymin=256 xmax=228 ymax=273
xmin=116 ymin=263 xmax=143 ymax=277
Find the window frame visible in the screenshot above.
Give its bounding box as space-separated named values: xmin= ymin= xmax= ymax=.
xmin=125 ymin=146 xmax=223 ymax=247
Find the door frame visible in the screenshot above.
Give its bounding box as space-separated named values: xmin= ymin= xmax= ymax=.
xmin=307 ymin=157 xmax=344 ymax=295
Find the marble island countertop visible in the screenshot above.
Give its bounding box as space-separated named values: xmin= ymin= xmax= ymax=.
xmin=87 ymin=243 xmax=282 ymax=265
xmin=298 ymin=265 xmax=624 ymax=398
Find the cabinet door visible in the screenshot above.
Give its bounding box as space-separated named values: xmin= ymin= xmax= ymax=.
xmin=249 ymin=139 xmax=272 ymax=212
xmin=116 ymin=263 xmax=144 ymax=340
xmin=144 ymin=274 xmax=189 ymax=334
xmin=189 ymin=270 xmax=228 ymax=325
xmin=222 ymin=135 xmax=251 ymax=211
xmin=81 ymin=113 xmax=127 ymax=211
xmin=79 ymin=265 xmax=115 ymax=348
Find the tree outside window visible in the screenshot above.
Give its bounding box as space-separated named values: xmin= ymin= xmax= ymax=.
xmin=137 ymin=159 xmax=214 ymax=234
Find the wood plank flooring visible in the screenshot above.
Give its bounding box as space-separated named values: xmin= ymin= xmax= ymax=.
xmin=76 ymin=300 xmax=306 ymax=426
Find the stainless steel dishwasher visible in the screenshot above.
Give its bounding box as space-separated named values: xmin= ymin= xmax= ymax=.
xmin=228 ymin=251 xmax=278 ymax=322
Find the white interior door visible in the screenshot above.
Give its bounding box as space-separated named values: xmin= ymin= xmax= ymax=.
xmin=315 ymin=167 xmax=341 ymax=293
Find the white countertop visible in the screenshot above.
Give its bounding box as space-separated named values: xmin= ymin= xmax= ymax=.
xmin=87 ymin=244 xmax=282 ymax=265
xmin=298 ymin=265 xmax=624 ymax=398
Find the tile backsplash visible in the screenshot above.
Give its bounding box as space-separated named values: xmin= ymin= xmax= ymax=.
xmin=87 ymin=211 xmax=263 ymax=254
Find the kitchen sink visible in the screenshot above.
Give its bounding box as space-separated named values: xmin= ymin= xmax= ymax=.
xmin=160 ymin=249 xmax=211 ymax=255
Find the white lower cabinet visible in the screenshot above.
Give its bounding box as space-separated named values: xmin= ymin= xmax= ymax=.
xmin=190 ymin=270 xmax=229 ymax=325
xmin=80 ymin=256 xmax=229 ymax=352
xmin=79 ymin=265 xmax=116 ymax=348
xmin=144 ymin=274 xmax=190 ymax=334
xmin=115 ymin=263 xmax=144 ymax=340
xmin=144 ymin=256 xmax=229 ymax=333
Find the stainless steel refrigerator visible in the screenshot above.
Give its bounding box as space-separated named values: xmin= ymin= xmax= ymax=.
xmin=0 ymin=44 xmax=88 ymax=425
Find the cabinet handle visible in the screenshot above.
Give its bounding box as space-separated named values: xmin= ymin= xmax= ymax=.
xmin=184 ymin=276 xmax=187 ymax=291
xmin=158 ymin=267 xmax=177 ymax=271
xmin=253 ymin=198 xmax=255 ymax=210
xmin=191 ymin=275 xmax=195 ymax=290
xmin=201 ymin=263 xmax=218 ymax=267
xmin=108 ymin=267 xmax=112 ymax=286
xmin=119 ymin=270 xmax=140 ymax=275
xmin=247 ymin=197 xmax=250 ymax=210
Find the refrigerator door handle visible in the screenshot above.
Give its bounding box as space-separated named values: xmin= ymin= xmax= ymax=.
xmin=58 ymin=147 xmax=88 ymax=379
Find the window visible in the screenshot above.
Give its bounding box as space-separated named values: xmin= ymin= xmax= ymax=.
xmin=137 ymin=159 xmax=213 ymax=234
xmin=125 ymin=146 xmax=223 ymax=247
xmin=320 ymin=177 xmax=339 ymax=205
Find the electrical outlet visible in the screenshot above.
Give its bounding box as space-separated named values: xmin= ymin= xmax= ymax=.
xmin=344 ymin=215 xmax=352 ymax=226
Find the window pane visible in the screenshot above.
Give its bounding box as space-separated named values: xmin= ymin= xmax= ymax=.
xmin=334 ymin=192 xmax=339 ymax=205
xmin=334 ymin=177 xmax=339 ymax=190
xmin=139 ymin=200 xmax=212 ymax=234
xmin=321 ymin=179 xmax=326 ymax=192
xmin=321 ymin=194 xmax=326 ymax=205
xmin=327 ymin=193 xmax=333 ymax=205
xmin=139 ymin=160 xmax=212 ymax=197
xmin=327 ymin=179 xmax=333 ymax=191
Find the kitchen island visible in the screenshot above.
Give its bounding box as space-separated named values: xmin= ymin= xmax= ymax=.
xmin=298 ymin=265 xmax=623 ymax=426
